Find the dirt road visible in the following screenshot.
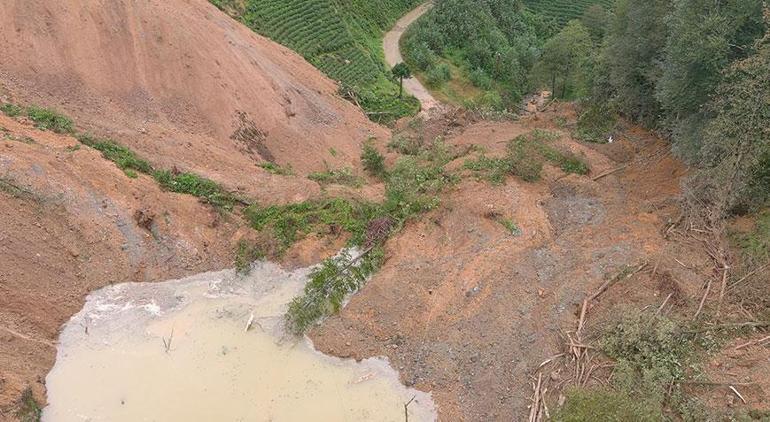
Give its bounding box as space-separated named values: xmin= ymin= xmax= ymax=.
xmin=383 ymin=2 xmax=439 ymax=112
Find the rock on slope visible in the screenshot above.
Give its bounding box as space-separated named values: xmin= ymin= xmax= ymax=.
xmin=0 ymin=0 xmax=387 ymax=202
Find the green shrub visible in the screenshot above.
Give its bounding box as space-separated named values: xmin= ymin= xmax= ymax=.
xmin=469 ymin=68 xmax=493 ymax=90
xmin=308 ymin=167 xmax=363 ymax=187
xmin=426 ymin=63 xmax=451 ymax=88
xmin=575 ymin=103 xmax=617 ymax=143
xmin=77 ymin=134 xmax=153 ymax=176
xmin=259 ymin=162 xmax=293 ymax=175
xmin=361 ymin=140 xmax=386 ymax=178
xmin=507 ymin=138 xmax=543 ymax=182
xmin=384 ymin=156 xmax=449 ymax=220
xmin=0 ymin=103 xmax=22 ymax=117
xmin=153 ymin=170 xmax=237 ymax=210
xmin=26 ymin=106 xmax=74 ymax=133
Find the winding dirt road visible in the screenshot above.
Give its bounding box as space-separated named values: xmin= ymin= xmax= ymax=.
xmin=383 ymin=2 xmax=439 ymax=111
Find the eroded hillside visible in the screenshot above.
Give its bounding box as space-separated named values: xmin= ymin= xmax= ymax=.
xmin=0 ymin=0 xmax=387 ymax=202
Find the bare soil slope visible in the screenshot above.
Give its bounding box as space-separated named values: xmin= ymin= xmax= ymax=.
xmin=0 ymin=114 xmax=247 ymax=417
xmin=311 ymin=106 xmax=760 ymax=420
xmin=0 ymin=0 xmax=387 ymax=203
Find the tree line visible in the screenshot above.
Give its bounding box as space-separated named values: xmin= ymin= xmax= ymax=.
xmin=534 ymin=1 xmax=768 ymax=222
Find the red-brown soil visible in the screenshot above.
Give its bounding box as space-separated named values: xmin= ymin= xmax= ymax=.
xmin=311 ymin=105 xmax=767 ymax=420
xmin=0 ymin=0 xmax=388 ymax=204
xmin=0 ymin=0 xmax=385 ymax=418
xmin=0 ymin=113 xmax=247 ymax=417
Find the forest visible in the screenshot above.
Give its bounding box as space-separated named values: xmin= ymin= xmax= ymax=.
xmin=405 ymin=0 xmax=769 ymax=224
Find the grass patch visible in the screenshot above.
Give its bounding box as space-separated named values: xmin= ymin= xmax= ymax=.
xmin=1 ymin=103 xmax=23 ymax=117
xmin=258 ymin=162 xmax=293 ymax=176
xmin=499 ymin=218 xmax=522 ymax=236
xmin=554 ymin=387 xmax=657 ymax=422
xmin=245 ymin=198 xmax=376 ymax=252
xmin=308 ymin=167 xmax=363 ymax=188
xmin=234 ymin=240 xmax=264 ymax=275
xmin=1 ymin=102 xmax=74 ymax=134
xmin=152 ymin=170 xmax=239 ymax=210
xmin=463 ymin=130 xmax=588 ymax=184
xmin=77 ymin=134 xmax=153 ymax=176
xmin=464 ymin=155 xmax=511 ymax=185
xmin=15 ymin=388 xmax=41 ymax=422
xmin=285 ymin=248 xmax=384 ymax=334
xmin=26 ymin=106 xmax=74 ymax=134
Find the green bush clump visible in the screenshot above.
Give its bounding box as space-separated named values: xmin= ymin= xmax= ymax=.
xmin=259 ymin=162 xmax=293 ymax=175
xmin=308 ymin=167 xmax=363 ymax=187
xmin=575 ymin=103 xmax=617 ymax=143
xmin=384 ymin=156 xmax=450 ymax=220
xmin=153 ymin=170 xmax=238 ymax=210
xmin=426 ymin=63 xmax=452 ymax=88
xmin=26 ymin=106 xmax=74 ymax=134
xmin=77 ymin=134 xmax=153 ymax=177
xmin=469 ymin=68 xmax=493 ymax=90
xmin=1 ymin=103 xmax=22 ymax=117
xmin=507 ymin=138 xmax=544 ymax=182
xmin=361 ymin=140 xmax=386 ymax=178
xmin=15 ymin=388 xmax=42 ymax=422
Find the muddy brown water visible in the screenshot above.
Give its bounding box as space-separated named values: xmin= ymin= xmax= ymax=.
xmin=43 ymin=259 xmax=436 ymax=421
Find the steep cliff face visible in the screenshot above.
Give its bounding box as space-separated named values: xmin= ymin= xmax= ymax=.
xmin=0 ymin=0 xmax=387 ymax=201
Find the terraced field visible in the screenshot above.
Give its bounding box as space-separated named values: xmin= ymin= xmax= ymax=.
xmin=211 ymin=0 xmax=421 ymax=120
xmin=524 ymin=0 xmax=615 ymax=27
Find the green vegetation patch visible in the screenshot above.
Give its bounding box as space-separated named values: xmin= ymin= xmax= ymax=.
xmin=1 ymin=103 xmax=74 ymax=134
xmin=361 ymin=139 xmax=386 ymax=178
xmin=463 ymin=155 xmax=511 ymax=185
xmin=523 ymin=0 xmax=614 ymax=29
xmin=152 ymin=170 xmax=239 ymax=211
xmin=212 ymin=0 xmax=421 ymax=122
xmin=554 ymin=387 xmax=656 ymax=422
xmin=464 ymin=130 xmax=588 ymax=184
xmin=258 ymin=162 xmax=293 ymax=175
xmin=308 ymin=167 xmax=364 ymax=188
xmin=77 ymin=134 xmax=153 ymax=177
xmin=26 ymin=106 xmax=74 ymax=134
xmin=1 ymin=103 xmax=23 ymax=117
xmin=245 ymin=198 xmax=376 ymax=251
xmin=286 ymin=248 xmax=384 ymax=334
xmin=498 ymin=218 xmax=522 ymax=236
xmin=15 ymin=388 xmax=42 ymax=422
xmin=730 ymin=210 xmax=770 ymax=265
